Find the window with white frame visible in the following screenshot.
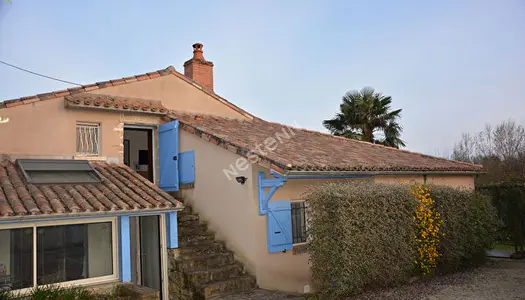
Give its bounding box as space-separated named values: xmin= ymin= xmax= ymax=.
xmin=76 ymin=123 xmax=100 ymax=155
xmin=291 ymin=201 xmax=308 ymax=244
xmin=0 ymin=219 xmax=116 ymax=292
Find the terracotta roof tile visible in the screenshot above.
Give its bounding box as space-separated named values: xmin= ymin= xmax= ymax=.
xmin=123 ymin=76 xmax=138 ymax=83
xmin=0 ymin=160 xmax=182 ymax=218
xmin=36 ymin=92 xmax=56 ymax=100
xmin=96 ymin=81 xmax=113 ymax=88
xmin=136 ymin=74 xmax=149 ymax=81
xmin=110 ymin=79 xmax=126 ymax=86
xmin=67 ymin=87 xmax=85 ymax=94
xmin=0 ymin=66 xmax=176 ymax=109
xmin=4 ymin=100 xmax=24 ymax=108
xmin=54 ymin=90 xmax=70 ymax=98
xmin=83 ymin=84 xmax=99 ymax=91
xmin=64 ymin=94 xmax=169 ymax=115
xmin=0 ymin=65 xmax=253 ymax=119
xmin=147 ymin=72 xmax=161 ymax=79
xmin=173 ymin=113 xmax=483 ymax=173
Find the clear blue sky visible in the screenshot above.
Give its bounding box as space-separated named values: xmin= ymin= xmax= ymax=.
xmin=1 ymin=0 xmax=524 ymax=155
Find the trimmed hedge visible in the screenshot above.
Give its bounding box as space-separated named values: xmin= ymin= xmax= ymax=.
xmin=305 ymin=181 xmax=497 ymax=298
xmin=306 ymin=182 xmax=417 ymax=298
xmin=432 ymin=186 xmax=498 ymax=273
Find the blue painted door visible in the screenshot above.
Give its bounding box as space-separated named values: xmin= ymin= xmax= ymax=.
xmin=267 ymin=200 xmax=293 ymax=252
xmin=159 ymin=120 xmax=179 ymax=191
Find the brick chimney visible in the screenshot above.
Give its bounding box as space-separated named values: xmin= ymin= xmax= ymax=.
xmin=184 ymin=43 xmax=214 ymax=90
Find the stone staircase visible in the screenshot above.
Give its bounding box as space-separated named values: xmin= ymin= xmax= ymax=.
xmin=168 ymin=205 xmax=257 ymax=299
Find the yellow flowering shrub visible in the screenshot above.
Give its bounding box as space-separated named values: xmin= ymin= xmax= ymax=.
xmin=412 ymin=184 xmax=444 ymax=275
xmin=306 ymin=181 xmax=496 ymax=298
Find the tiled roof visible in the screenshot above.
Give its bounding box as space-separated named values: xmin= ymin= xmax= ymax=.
xmin=0 ymin=66 xmax=176 ymax=109
xmin=65 ymin=94 xmax=169 ymax=115
xmin=0 ymin=66 xmax=253 ymax=118
xmin=0 ymin=159 xmax=183 ymax=218
xmin=174 ymin=113 xmax=483 ymax=173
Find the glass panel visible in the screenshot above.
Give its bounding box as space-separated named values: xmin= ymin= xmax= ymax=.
xmin=140 ymin=216 xmax=161 ymax=291
xmin=0 ymin=228 xmax=33 ymax=291
xmin=130 ymin=217 xmax=140 ymax=285
xmin=37 ymin=222 xmax=112 ymax=285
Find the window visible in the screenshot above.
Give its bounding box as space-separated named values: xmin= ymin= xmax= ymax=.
xmin=16 ymin=159 xmax=101 ymax=184
xmin=291 ymin=201 xmax=307 ymax=244
xmin=76 ymin=123 xmax=100 ymax=155
xmin=0 ymin=228 xmax=33 ymax=291
xmin=37 ymin=223 xmax=113 ymax=285
xmin=0 ymin=220 xmax=116 ymax=292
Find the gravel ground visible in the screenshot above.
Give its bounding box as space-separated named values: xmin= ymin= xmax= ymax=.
xmin=351 ymin=258 xmax=525 ymax=300
xmin=214 ymin=259 xmax=525 ymax=300
xmin=210 ymin=289 xmax=303 ymax=300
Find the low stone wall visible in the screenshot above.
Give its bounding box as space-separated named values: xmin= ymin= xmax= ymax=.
xmin=118 ymin=282 xmax=160 ymax=300
xmin=168 ymin=249 xmax=200 ymax=300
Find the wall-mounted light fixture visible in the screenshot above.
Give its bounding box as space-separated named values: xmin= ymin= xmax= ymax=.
xmin=0 ymin=117 xmax=9 ymax=124
xmin=235 ymin=176 xmax=247 ymax=185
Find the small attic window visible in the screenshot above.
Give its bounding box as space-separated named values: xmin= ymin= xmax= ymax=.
xmin=16 ymin=159 xmax=102 ymax=184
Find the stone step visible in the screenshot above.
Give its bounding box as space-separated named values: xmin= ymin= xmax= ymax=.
xmin=181 ymin=205 xmax=193 ymax=214
xmin=178 ymin=252 xmax=235 ymax=270
xmin=179 ymin=222 xmax=209 ymax=236
xmin=176 ymin=241 xmax=227 ymax=256
xmin=178 ymin=218 xmax=201 ymax=229
xmin=178 ymin=213 xmax=199 ymax=223
xmin=179 ymin=232 xmax=216 ymax=247
xmin=186 ymin=263 xmax=244 ymax=285
xmin=197 ymin=275 xmax=257 ymax=298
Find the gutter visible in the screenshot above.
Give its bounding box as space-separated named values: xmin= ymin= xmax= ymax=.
xmin=284 ymin=170 xmax=484 ymax=179
xmin=0 ymin=206 xmax=183 ymax=224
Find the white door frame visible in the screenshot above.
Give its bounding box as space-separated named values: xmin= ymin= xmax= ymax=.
xmin=129 ymin=213 xmax=169 ymax=299
xmin=159 ymin=213 xmax=169 ymax=299
xmin=123 ymin=125 xmax=157 ymax=184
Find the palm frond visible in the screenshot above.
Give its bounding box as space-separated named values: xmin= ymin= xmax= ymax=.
xmin=323 ymin=87 xmax=405 ymax=148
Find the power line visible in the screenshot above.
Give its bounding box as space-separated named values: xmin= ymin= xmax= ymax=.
xmin=0 ymin=60 xmax=82 ymax=86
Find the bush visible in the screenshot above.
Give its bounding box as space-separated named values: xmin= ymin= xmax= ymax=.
xmin=306 ymin=181 xmax=417 ymax=298
xmin=478 ymin=183 xmax=525 ymax=251
xmin=305 ymin=181 xmax=497 ymax=298
xmin=0 ymin=285 xmax=120 ymax=300
xmin=431 ymin=186 xmax=498 ymax=273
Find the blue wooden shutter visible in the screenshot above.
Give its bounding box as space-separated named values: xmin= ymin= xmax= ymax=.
xmin=159 ymin=120 xmax=179 ymax=191
xmin=178 ymin=150 xmax=195 ymax=184
xmin=267 ymin=200 xmax=293 ymax=253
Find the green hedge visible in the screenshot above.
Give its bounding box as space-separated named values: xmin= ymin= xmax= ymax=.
xmin=306 ymin=182 xmax=417 ymax=298
xmin=305 ymin=181 xmax=497 ymax=298
xmin=478 ymin=184 xmax=525 ymax=250
xmin=432 ymin=186 xmax=498 ymax=273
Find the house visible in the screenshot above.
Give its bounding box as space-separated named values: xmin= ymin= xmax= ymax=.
xmin=0 ymin=43 xmax=483 ymax=298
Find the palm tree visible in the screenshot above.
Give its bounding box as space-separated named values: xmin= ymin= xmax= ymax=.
xmin=323 ymin=87 xmax=405 ymax=148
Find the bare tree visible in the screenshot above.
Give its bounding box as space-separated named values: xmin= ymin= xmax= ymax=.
xmin=492 ymin=120 xmax=525 ymax=161
xmin=453 ymin=120 xmax=525 ymax=161
xmin=452 ymin=119 xmax=525 ymax=183
xmin=452 ymin=133 xmax=476 ymax=163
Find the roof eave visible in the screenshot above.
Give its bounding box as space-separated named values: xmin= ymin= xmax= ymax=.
xmin=285 ymin=170 xmax=485 ymax=177
xmin=0 ymin=206 xmax=184 ymax=224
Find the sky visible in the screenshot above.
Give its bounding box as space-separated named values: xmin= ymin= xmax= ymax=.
xmin=0 ymin=0 xmax=524 ymax=156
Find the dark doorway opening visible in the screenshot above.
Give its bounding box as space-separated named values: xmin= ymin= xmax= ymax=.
xmin=123 ymin=128 xmax=154 ymax=182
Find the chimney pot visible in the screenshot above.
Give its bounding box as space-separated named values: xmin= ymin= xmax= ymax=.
xmin=192 ymin=43 xmax=204 ymax=59
xmin=184 ymin=42 xmax=214 ymax=90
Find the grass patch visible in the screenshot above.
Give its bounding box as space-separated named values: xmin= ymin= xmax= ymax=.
xmin=492 ymin=243 xmax=516 ymax=252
